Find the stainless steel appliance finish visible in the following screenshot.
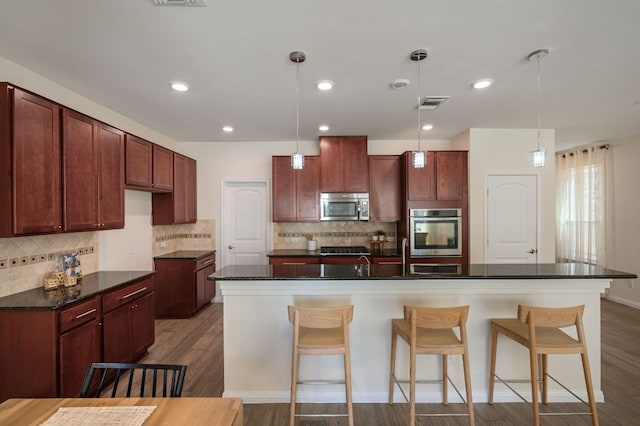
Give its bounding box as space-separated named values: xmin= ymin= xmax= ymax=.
xmin=410 ymin=263 xmax=462 ymax=275
xmin=409 ymin=208 xmax=462 ymax=256
xmin=320 ymin=246 xmax=371 ymax=255
xmin=320 ymin=193 xmax=369 ymax=221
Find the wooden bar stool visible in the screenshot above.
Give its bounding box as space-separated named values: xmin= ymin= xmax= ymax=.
xmin=288 ymin=305 xmax=354 ymax=426
xmin=488 ymin=304 xmax=599 ymax=426
xmin=388 ymin=305 xmax=474 ymax=426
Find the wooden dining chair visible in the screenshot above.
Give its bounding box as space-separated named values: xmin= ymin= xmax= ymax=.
xmin=79 ymin=362 xmax=187 ymax=398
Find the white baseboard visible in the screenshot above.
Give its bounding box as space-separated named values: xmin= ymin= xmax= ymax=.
xmin=603 ymin=295 xmax=640 ymax=309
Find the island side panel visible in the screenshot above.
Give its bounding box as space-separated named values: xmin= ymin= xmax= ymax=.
xmin=221 ymin=278 xmax=608 ymax=404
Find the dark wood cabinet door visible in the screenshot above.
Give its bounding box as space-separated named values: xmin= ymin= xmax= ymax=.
xmin=59 ymin=320 xmax=101 ymax=397
xmin=296 ymin=156 xmax=319 ymax=221
xmin=320 ymin=136 xmax=344 ymax=193
xmin=152 ymin=144 xmax=173 ymax=191
xmin=184 ymin=157 xmax=197 ymax=223
xmin=8 ymin=87 xmax=62 ymax=236
xmin=436 ymin=151 xmax=467 ymax=201
xmin=62 ymin=109 xmax=99 ymax=231
xmin=202 ymin=263 xmax=216 ymax=302
xmin=272 ymin=156 xmax=296 ymax=221
xmin=102 ymin=305 xmax=131 ymax=363
xmin=405 ymin=151 xmax=436 ymax=201
xmin=173 ymin=154 xmax=187 ymax=223
xmin=125 ymin=134 xmax=152 ymax=188
xmin=369 ymin=155 xmax=401 ymax=221
xmin=97 ymin=123 xmax=125 ymax=229
xmin=196 ymin=265 xmax=209 ymax=311
xmin=342 ymin=136 xmax=369 ymax=192
xmin=130 ymin=293 xmax=155 ymax=360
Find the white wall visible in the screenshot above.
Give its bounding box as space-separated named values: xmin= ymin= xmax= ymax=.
xmin=607 ymin=134 xmax=640 ymax=307
xmin=466 ymin=128 xmax=556 ymax=263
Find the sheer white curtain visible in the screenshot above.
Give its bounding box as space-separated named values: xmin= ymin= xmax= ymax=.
xmin=556 ymin=146 xmax=609 ymax=265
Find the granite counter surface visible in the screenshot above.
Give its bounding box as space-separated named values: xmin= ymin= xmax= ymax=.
xmin=154 ymin=250 xmax=215 ymax=260
xmin=210 ymin=263 xmax=636 ymax=281
xmin=0 ymin=271 xmax=154 ymax=310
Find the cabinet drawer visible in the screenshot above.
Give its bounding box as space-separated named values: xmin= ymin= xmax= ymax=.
xmin=196 ymin=255 xmax=215 ymax=271
xmin=103 ymin=278 xmax=153 ymax=313
xmin=59 ymin=297 xmax=101 ymax=333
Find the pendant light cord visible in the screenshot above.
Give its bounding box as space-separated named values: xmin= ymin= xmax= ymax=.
xmin=536 ymin=55 xmax=541 ymax=151
xmin=417 ymin=57 xmax=422 ymax=151
xmin=296 ymin=59 xmax=300 ymax=152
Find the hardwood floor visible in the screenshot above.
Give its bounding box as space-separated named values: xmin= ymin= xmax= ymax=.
xmin=142 ymin=299 xmax=640 ymax=425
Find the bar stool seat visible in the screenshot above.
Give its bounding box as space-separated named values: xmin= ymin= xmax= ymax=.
xmin=489 ymin=304 xmax=599 ymax=426
xmin=389 ymin=305 xmax=474 ymax=426
xmin=288 ymin=305 xmax=354 ymax=426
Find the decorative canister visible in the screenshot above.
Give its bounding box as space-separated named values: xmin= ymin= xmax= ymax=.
xmin=63 ymin=276 xmax=78 ymax=287
xmin=43 ymin=277 xmax=60 ymax=290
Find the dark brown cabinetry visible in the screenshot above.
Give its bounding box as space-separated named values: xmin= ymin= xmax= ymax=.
xmin=320 ymin=136 xmax=369 ymax=193
xmin=0 ymin=83 xmax=62 ymax=237
xmin=154 ymin=252 xmax=216 ymax=319
xmin=102 ymin=278 xmax=155 ymax=363
xmin=404 ymin=151 xmax=467 ymax=202
xmin=369 ymin=155 xmax=401 ymax=221
xmin=125 ymin=134 xmax=174 ymax=192
xmin=269 ymin=257 xmax=320 ymax=265
xmin=372 ymin=256 xmax=403 ymax=265
xmin=272 ymin=156 xmax=320 ymax=222
xmin=152 ymin=153 xmax=197 ymax=225
xmin=62 ymin=109 xmax=125 ymax=231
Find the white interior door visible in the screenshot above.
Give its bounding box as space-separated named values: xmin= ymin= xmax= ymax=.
xmin=222 ymin=180 xmax=269 ymax=267
xmin=486 ymin=174 xmax=538 ymax=263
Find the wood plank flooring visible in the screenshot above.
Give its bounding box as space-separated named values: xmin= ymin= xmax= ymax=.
xmin=141 ymin=299 xmax=640 ymax=425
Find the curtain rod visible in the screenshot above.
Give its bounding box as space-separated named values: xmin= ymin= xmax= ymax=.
xmin=558 ymin=143 xmax=609 ymax=158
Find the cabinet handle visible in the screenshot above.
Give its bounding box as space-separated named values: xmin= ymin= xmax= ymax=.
xmin=202 ymin=259 xmax=215 ymax=265
xmin=282 ymin=262 xmax=306 ymax=265
xmin=75 ymin=308 xmax=97 ymax=319
xmin=378 ymin=261 xmax=402 ymax=265
xmin=121 ymin=287 xmax=148 ymax=300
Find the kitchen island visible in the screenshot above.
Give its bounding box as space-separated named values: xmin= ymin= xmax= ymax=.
xmin=210 ymin=263 xmax=635 ymax=405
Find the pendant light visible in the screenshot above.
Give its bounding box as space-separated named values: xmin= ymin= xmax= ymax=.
xmin=410 ymin=49 xmax=428 ymax=168
xmin=290 ymin=51 xmax=305 ymax=170
xmin=528 ymin=48 xmax=549 ymax=167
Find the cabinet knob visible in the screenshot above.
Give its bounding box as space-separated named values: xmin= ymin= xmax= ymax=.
xmin=528 ymin=248 xmax=538 ymax=254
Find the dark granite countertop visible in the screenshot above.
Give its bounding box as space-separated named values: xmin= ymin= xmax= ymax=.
xmin=210 ymin=263 xmax=637 ymax=281
xmin=267 ymin=249 xmax=401 ymax=258
xmin=0 ymin=271 xmax=154 ymax=310
xmin=154 ymin=250 xmax=215 ymax=260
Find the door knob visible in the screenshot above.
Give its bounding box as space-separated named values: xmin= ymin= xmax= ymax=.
xmin=228 ymin=245 xmax=235 ymax=249
xmin=528 ymin=248 xmax=538 ymax=254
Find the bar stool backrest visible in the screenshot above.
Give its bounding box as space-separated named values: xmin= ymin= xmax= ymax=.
xmin=403 ymin=305 xmax=469 ymax=330
xmin=288 ymin=305 xmax=353 ymax=329
xmin=517 ymin=304 xmax=585 ymax=328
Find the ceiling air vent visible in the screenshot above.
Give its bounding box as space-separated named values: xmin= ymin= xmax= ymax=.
xmin=151 ymin=0 xmax=206 ymax=6
xmin=419 ymin=96 xmax=449 ymax=110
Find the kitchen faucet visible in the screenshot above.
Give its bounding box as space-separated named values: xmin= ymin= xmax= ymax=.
xmin=401 ymin=238 xmax=408 ymax=271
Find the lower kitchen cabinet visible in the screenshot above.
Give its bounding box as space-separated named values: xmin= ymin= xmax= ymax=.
xmin=154 ymin=251 xmax=216 ymax=319
xmin=102 ymin=279 xmax=155 ymax=362
xmin=269 ymin=257 xmax=320 ymax=265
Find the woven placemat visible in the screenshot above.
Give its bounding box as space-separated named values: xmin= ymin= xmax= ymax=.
xmin=40 ymin=406 xmax=156 ymax=426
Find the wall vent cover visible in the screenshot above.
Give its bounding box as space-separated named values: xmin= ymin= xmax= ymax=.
xmin=151 ymin=0 xmax=206 ymax=6
xmin=419 ymin=96 xmax=449 ymax=110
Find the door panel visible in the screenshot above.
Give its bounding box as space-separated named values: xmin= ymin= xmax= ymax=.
xmin=487 ymin=174 xmax=538 ymax=263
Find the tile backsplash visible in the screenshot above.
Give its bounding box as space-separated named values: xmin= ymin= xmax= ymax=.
xmin=0 ymin=232 xmax=98 ymax=298
xmin=153 ymin=219 xmax=216 ymax=256
xmin=274 ymin=221 xmax=397 ymax=250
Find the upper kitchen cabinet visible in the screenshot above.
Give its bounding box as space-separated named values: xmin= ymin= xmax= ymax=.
xmin=152 ymin=153 xmax=197 ymax=225
xmin=272 ymin=156 xmax=319 ymax=222
xmin=320 ymin=136 xmax=369 ymax=193
xmin=0 ymin=83 xmax=62 ymax=237
xmin=124 ymin=134 xmax=173 ymax=192
xmin=404 ymin=151 xmax=467 ymax=202
xmin=62 ymin=109 xmax=125 ymax=231
xmin=369 ymin=155 xmax=401 ymax=221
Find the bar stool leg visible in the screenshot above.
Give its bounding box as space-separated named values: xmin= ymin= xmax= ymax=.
xmin=462 ymin=350 xmax=475 ymax=426
xmin=344 ymin=347 xmax=354 ymax=426
xmin=290 ymin=346 xmax=298 ymax=426
xmin=541 ymin=354 xmax=548 ymax=404
xmin=442 ymin=354 xmax=449 ymax=405
xmin=488 ymin=323 xmax=498 ymax=405
xmin=529 ymin=347 xmax=541 ymax=426
xmin=581 ymin=352 xmax=599 ymax=426
xmin=410 ymin=344 xmax=417 ymax=426
xmin=388 ymin=327 xmax=397 ymax=405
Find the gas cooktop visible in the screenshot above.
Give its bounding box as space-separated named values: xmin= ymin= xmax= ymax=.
xmin=320 ymin=246 xmax=371 ymax=255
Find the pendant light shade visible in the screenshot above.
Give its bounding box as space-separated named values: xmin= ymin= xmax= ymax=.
xmin=528 ymin=48 xmax=549 ymax=167
xmin=411 ymin=49 xmax=428 ymax=168
xmin=290 ymin=51 xmax=305 ymax=170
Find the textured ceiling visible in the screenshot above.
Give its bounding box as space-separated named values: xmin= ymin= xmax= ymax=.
xmin=1 ymin=0 xmax=639 ymax=150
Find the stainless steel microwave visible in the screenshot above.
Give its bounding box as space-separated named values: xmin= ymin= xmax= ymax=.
xmin=320 ymin=193 xmax=369 ymax=221
xmin=409 ymin=208 xmax=462 ymax=256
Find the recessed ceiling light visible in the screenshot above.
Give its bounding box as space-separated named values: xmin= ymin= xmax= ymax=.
xmin=473 ymin=79 xmax=493 ymax=89
xmin=318 ymin=125 xmax=330 ymax=132
xmin=316 ymin=80 xmax=334 ymax=91
xmin=421 ymin=124 xmax=433 ymax=131
xmin=222 ymin=126 xmax=234 ymax=133
xmin=390 ymin=79 xmax=410 ymax=90
xmin=171 ymin=81 xmax=190 ymax=92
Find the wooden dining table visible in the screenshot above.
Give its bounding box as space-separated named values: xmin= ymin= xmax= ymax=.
xmin=0 ymin=397 xmax=243 ymax=426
